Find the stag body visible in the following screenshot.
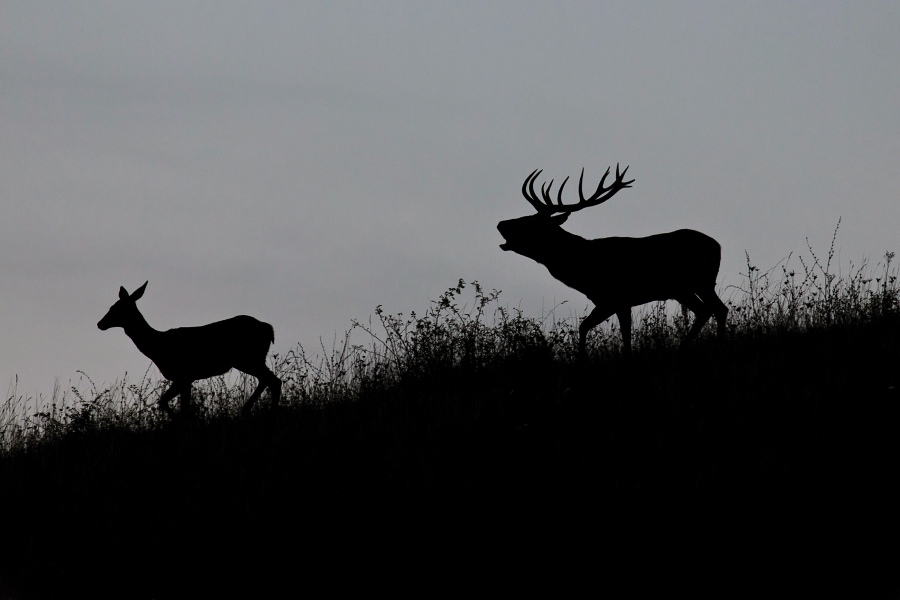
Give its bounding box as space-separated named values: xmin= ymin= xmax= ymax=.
xmin=98 ymin=282 xmax=282 ymax=416
xmin=497 ymin=166 xmax=727 ymax=355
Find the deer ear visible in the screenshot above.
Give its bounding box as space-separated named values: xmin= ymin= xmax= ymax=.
xmin=131 ymin=281 xmax=148 ymax=301
xmin=551 ymin=213 xmax=569 ymax=225
xmin=118 ymin=286 xmax=129 ymax=300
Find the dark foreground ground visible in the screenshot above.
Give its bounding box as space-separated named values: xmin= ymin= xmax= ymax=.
xmin=2 ymin=321 xmax=900 ymax=598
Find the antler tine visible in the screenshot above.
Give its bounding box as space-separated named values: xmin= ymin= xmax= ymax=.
xmin=556 ymin=176 xmax=569 ymax=206
xmin=579 ymin=166 xmax=611 ymax=204
xmin=522 ymin=168 xmax=541 ymax=198
xmin=540 ymin=179 xmax=555 ymax=206
xmin=617 ymin=163 xmax=634 ymax=188
xmin=563 ymin=164 xmax=633 ymax=212
xmin=541 ymin=176 xmax=572 ymax=208
xmin=528 ymin=170 xmax=547 ymax=211
xmin=522 ymin=169 xmax=550 ymax=213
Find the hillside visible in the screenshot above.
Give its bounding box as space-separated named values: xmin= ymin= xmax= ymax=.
xmin=2 ymin=249 xmax=899 ymax=598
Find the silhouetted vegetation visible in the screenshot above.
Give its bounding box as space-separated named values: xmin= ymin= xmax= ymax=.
xmin=2 ymin=231 xmax=899 ymax=598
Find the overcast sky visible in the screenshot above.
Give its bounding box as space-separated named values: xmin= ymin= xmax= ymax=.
xmin=2 ymin=1 xmax=899 ymax=400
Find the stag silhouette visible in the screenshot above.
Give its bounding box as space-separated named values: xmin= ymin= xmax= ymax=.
xmin=97 ymin=281 xmax=282 ymax=416
xmin=497 ymin=165 xmax=728 ymax=355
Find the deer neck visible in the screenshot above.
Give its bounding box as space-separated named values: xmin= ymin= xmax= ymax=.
xmin=122 ymin=311 xmax=166 ymax=362
xmin=530 ymin=227 xmax=589 ymax=268
xmin=532 ymin=228 xmax=596 ymax=288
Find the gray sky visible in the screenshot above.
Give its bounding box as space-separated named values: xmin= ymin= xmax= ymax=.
xmin=2 ymin=1 xmax=899 ymax=400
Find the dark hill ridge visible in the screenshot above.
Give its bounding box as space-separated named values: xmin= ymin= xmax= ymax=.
xmin=2 ymin=267 xmax=899 ymax=597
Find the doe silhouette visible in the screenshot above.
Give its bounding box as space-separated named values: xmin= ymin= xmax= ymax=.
xmin=97 ymin=281 xmax=282 ymax=416
xmin=497 ymin=165 xmax=728 ymax=355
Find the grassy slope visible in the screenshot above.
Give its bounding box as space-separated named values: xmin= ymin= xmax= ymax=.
xmin=2 ymin=319 xmax=899 ymax=598
xmin=2 ymin=254 xmax=900 ymax=598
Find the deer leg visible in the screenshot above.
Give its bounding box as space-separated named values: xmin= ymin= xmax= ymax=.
xmin=241 ymin=366 xmax=281 ymax=415
xmin=676 ymin=293 xmax=712 ymax=342
xmin=268 ymin=371 xmax=282 ymax=408
xmin=697 ymin=287 xmax=728 ymax=338
xmin=616 ymin=309 xmax=633 ymax=356
xmin=579 ymin=306 xmax=616 ymax=355
xmin=242 ymin=381 xmax=265 ymax=415
xmin=158 ymin=383 xmax=180 ymax=418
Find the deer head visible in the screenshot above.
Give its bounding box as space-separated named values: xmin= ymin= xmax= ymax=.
xmin=97 ymin=281 xmax=148 ymax=331
xmin=497 ymin=165 xmax=634 ymax=257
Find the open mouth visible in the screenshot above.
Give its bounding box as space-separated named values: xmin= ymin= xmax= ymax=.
xmin=499 ymin=242 xmax=510 ymax=251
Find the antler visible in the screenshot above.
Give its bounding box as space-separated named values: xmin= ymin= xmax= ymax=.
xmin=521 ymin=165 xmax=634 ymax=215
xmin=522 ymin=169 xmax=568 ymax=214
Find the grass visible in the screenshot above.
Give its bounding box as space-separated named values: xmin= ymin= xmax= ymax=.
xmin=2 ymin=226 xmax=899 ymax=598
